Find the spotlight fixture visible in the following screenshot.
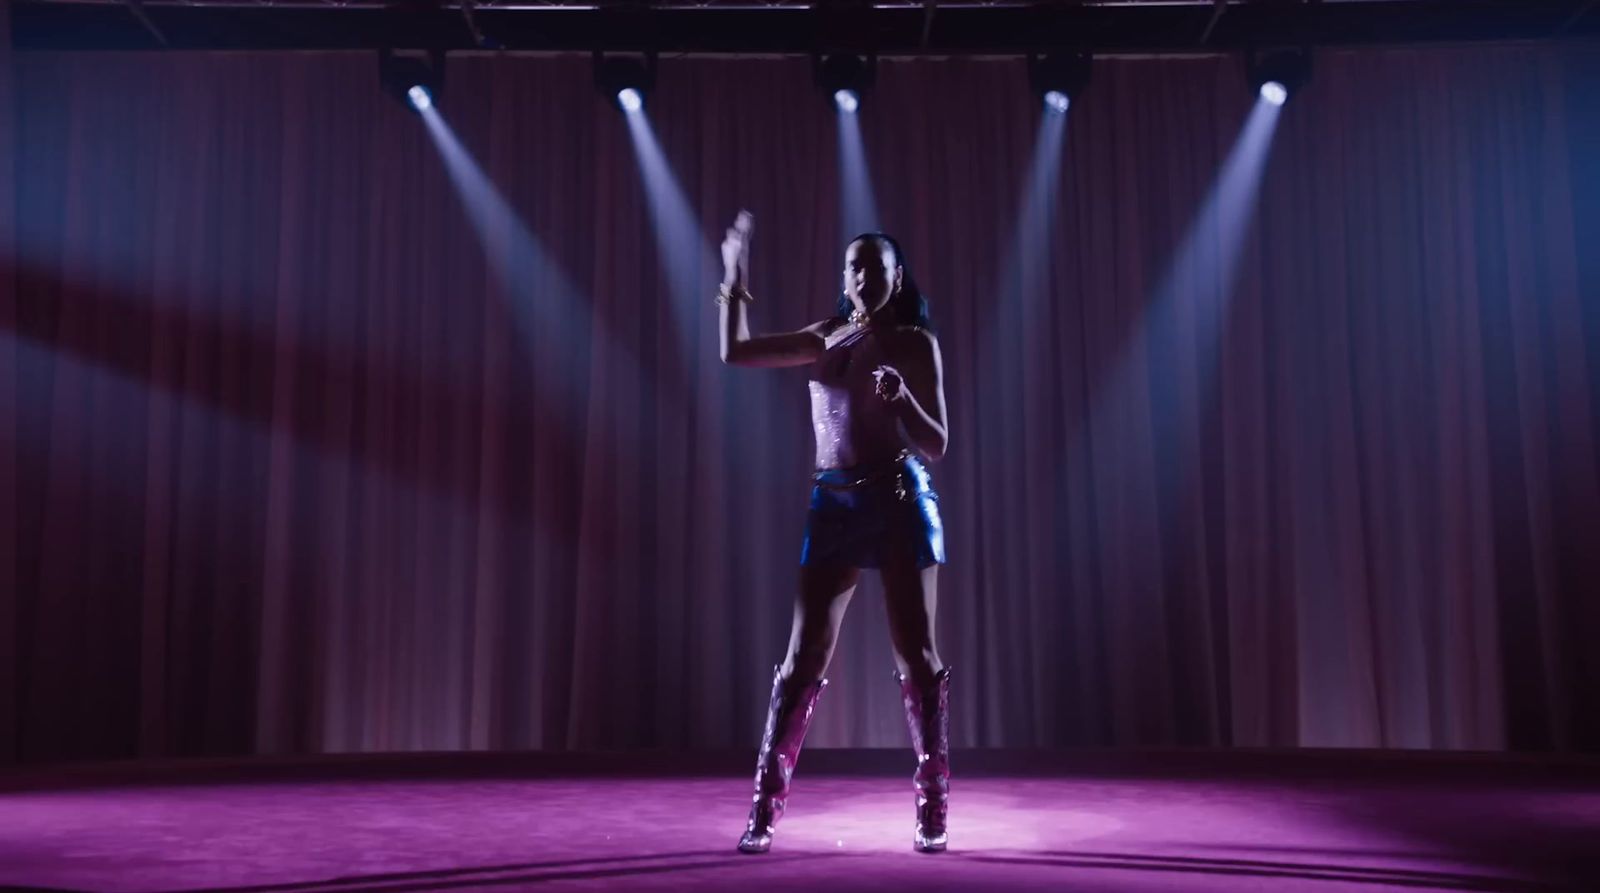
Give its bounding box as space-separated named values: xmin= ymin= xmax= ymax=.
xmin=816 ymin=54 xmax=875 ymax=113
xmin=1028 ymin=52 xmax=1092 ymax=115
xmin=594 ymin=52 xmax=657 ymax=113
xmin=378 ymin=48 xmax=444 ymax=114
xmin=1247 ymin=47 xmax=1312 ymax=106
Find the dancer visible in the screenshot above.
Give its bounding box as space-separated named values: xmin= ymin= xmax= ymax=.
xmin=717 ymin=210 xmax=951 ymax=854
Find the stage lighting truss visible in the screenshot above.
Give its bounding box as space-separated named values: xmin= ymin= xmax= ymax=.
xmin=21 ymin=1 xmax=1600 ymax=55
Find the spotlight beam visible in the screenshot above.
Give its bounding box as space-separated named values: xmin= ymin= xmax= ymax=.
xmin=991 ymin=106 xmax=1069 ymax=343
xmin=1133 ymin=96 xmax=1283 ymax=362
xmin=622 ymin=109 xmax=719 ymax=366
xmin=821 ymin=52 xmax=882 ymax=235
xmin=837 ymin=109 xmax=882 ymax=237
xmin=1069 ymin=95 xmax=1284 ymax=492
xmin=416 ymin=104 xmax=637 ymax=430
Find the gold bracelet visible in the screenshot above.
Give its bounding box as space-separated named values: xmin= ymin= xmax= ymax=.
xmin=715 ymin=283 xmax=755 ymax=305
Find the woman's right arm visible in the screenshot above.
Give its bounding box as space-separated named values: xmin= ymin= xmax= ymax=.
xmin=720 ymin=297 xmax=832 ymax=367
xmin=717 ymin=209 xmax=833 ymax=368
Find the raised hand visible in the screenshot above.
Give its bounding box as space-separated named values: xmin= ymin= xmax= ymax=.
xmin=721 ymin=209 xmax=754 ymax=287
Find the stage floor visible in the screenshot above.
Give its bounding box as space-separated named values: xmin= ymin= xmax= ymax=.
xmin=2 ymin=750 xmax=1597 ymax=893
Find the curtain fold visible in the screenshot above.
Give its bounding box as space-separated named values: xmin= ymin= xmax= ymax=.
xmin=4 ymin=45 xmax=1597 ymax=760
xmin=0 ymin=0 xmax=18 ymax=763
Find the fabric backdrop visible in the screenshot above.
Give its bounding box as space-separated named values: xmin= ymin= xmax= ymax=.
xmin=2 ymin=38 xmax=1598 ymax=761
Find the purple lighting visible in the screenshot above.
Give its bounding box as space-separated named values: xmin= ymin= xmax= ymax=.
xmin=622 ymin=105 xmax=717 ymax=357
xmin=837 ymin=102 xmax=881 ymax=236
xmin=3 ymin=759 xmax=1592 ymax=892
xmin=1064 ymin=94 xmax=1284 ymax=521
xmin=988 ymin=107 xmax=1069 ymax=349
xmin=414 ymin=103 xmax=640 ymax=429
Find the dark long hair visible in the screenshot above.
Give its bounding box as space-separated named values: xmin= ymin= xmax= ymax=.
xmin=835 ymin=232 xmax=935 ymax=332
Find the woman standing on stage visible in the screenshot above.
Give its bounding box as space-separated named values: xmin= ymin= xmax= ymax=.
xmin=716 ymin=210 xmax=952 ymax=854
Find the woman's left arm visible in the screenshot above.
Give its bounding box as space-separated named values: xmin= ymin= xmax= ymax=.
xmin=878 ymin=329 xmax=948 ymax=462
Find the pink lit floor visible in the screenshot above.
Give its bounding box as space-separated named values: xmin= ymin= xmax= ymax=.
xmin=2 ymin=750 xmax=1596 ymax=892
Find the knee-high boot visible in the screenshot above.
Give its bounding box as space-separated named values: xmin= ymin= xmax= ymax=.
xmin=737 ymin=665 xmax=828 ymax=854
xmin=896 ymin=666 xmax=951 ymax=852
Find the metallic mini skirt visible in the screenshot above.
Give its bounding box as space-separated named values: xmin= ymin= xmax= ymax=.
xmin=800 ymin=450 xmax=946 ymax=569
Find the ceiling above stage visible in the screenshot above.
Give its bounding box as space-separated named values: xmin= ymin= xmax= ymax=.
xmin=11 ymin=0 xmax=1600 ymax=52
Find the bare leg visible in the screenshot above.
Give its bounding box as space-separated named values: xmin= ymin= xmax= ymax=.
xmin=781 ymin=560 xmax=862 ymax=685
xmin=880 ymin=553 xmax=944 ymax=689
xmin=737 ymin=560 xmax=860 ymax=854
